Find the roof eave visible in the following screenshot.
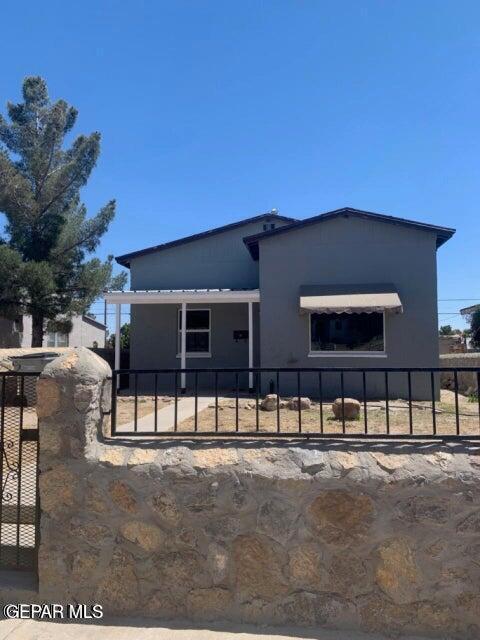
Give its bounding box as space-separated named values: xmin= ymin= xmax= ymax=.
xmin=243 ymin=207 xmax=456 ymax=259
xmin=114 ymin=212 xmax=298 ymax=267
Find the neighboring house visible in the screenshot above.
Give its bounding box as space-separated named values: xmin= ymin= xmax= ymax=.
xmin=460 ymin=304 xmax=480 ymax=317
xmin=106 ymin=208 xmax=455 ymax=398
xmin=460 ymin=304 xmax=480 ymax=351
xmin=0 ymin=314 xmax=106 ymax=349
xmin=439 ymin=334 xmax=466 ymax=355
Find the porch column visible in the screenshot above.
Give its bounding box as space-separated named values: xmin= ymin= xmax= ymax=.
xmin=248 ymin=301 xmax=253 ymax=392
xmin=115 ymin=303 xmax=121 ymax=389
xmin=180 ymin=302 xmax=187 ymax=392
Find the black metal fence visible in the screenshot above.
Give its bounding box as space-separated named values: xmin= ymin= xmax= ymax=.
xmin=109 ymin=367 xmax=480 ymax=440
xmin=0 ymin=372 xmax=40 ymax=572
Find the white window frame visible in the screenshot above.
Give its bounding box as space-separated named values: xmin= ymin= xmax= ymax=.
xmin=46 ymin=331 xmax=70 ymax=348
xmin=308 ymin=310 xmax=387 ymax=358
xmin=176 ymin=308 xmax=211 ymax=358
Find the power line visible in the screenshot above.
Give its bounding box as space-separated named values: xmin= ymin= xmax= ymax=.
xmin=438 ymin=298 xmax=480 ymax=302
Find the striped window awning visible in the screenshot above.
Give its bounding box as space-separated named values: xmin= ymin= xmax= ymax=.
xmin=299 ymin=284 xmax=403 ymax=315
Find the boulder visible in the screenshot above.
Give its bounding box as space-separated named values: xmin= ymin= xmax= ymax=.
xmin=260 ymin=394 xmax=279 ymax=411
xmin=288 ymin=397 xmax=311 ymax=410
xmin=332 ymin=397 xmax=360 ymax=420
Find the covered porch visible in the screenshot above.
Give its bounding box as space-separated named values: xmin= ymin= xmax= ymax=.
xmin=104 ymin=289 xmax=260 ymax=392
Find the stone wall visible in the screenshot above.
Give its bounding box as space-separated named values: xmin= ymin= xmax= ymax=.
xmin=37 ymin=349 xmax=480 ymax=639
xmin=440 ymin=352 xmax=480 ymax=395
xmin=439 ymin=335 xmax=466 ymax=355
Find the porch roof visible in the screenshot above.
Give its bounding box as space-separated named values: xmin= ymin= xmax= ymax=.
xmin=104 ymin=288 xmax=260 ymax=304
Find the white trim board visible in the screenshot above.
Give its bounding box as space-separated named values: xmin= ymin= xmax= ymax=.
xmin=105 ymin=290 xmax=260 ymax=304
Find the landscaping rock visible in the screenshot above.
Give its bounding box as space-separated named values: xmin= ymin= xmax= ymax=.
xmin=260 ymin=394 xmax=279 ymax=411
xmin=288 ymin=397 xmax=311 ymax=410
xmin=332 ymin=397 xmax=360 ymax=420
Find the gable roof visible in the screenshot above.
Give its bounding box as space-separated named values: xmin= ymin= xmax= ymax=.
xmin=460 ymin=304 xmax=480 ymax=316
xmin=115 ymin=212 xmax=298 ymax=267
xmin=82 ymin=314 xmax=106 ymax=331
xmin=243 ymin=207 xmax=456 ymax=259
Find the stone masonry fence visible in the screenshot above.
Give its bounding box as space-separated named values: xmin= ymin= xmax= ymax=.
xmin=33 ymin=348 xmax=480 ymax=638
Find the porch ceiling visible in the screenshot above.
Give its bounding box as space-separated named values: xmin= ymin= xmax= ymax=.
xmin=104 ymin=289 xmax=260 ymax=304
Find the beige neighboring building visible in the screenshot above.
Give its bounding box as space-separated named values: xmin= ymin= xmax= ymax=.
xmin=0 ymin=314 xmax=106 ymax=349
xmin=439 ymin=334 xmax=466 ymax=354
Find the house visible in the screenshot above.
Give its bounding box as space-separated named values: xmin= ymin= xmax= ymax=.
xmin=0 ymin=314 xmax=106 ymax=349
xmin=106 ymin=208 xmax=455 ymax=398
xmin=460 ymin=304 xmax=480 ymax=317
xmin=460 ymin=303 xmax=480 ymax=351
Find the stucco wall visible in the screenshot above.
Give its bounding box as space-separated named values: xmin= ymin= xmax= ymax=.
xmin=440 ymin=353 xmax=480 ymax=395
xmin=129 ymin=217 xmax=292 ymax=291
xmin=258 ymin=216 xmax=440 ymax=399
xmin=0 ymin=315 xmax=105 ymax=348
xmin=0 ymin=318 xmax=23 ymax=348
xmin=68 ymin=316 xmax=106 ymax=348
xmin=35 ymin=349 xmax=480 ymax=639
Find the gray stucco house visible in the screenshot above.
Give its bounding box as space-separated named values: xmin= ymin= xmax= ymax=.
xmin=106 ymin=207 xmax=454 ymax=398
xmin=0 ymin=314 xmax=106 ymax=349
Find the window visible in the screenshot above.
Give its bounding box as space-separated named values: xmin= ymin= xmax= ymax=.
xmin=263 ymin=223 xmax=276 ymax=231
xmin=310 ymin=312 xmax=384 ymax=354
xmin=46 ymin=332 xmax=69 ymax=348
xmin=177 ymin=309 xmax=211 ymax=356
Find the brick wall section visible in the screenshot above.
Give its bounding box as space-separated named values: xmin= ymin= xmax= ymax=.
xmin=37 ymin=348 xmax=480 ymax=638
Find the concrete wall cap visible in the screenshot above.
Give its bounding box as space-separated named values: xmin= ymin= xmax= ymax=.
xmin=40 ymin=347 xmax=111 ymax=382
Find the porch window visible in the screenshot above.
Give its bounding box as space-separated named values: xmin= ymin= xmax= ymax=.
xmin=310 ymin=312 xmax=384 ymax=354
xmin=177 ymin=309 xmax=211 ymax=356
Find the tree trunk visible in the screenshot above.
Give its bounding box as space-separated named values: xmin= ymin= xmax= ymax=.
xmin=31 ymin=313 xmax=44 ymax=347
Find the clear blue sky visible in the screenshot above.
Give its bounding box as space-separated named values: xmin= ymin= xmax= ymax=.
xmin=1 ymin=0 xmax=478 ymax=331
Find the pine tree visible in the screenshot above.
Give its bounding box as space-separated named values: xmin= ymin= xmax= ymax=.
xmin=0 ymin=77 xmax=126 ymax=345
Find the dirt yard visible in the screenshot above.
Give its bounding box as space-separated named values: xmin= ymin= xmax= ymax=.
xmin=111 ymin=389 xmax=480 ymax=436
xmin=177 ymin=389 xmax=479 ymax=436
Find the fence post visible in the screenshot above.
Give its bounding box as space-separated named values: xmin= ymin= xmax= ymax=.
xmin=36 ymin=348 xmax=111 ymax=601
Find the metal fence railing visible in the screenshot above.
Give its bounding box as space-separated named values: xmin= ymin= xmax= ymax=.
xmin=0 ymin=372 xmax=40 ymax=572
xmin=109 ymin=367 xmax=480 ymax=440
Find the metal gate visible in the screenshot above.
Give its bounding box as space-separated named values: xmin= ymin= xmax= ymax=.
xmin=0 ymin=373 xmax=39 ymax=572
